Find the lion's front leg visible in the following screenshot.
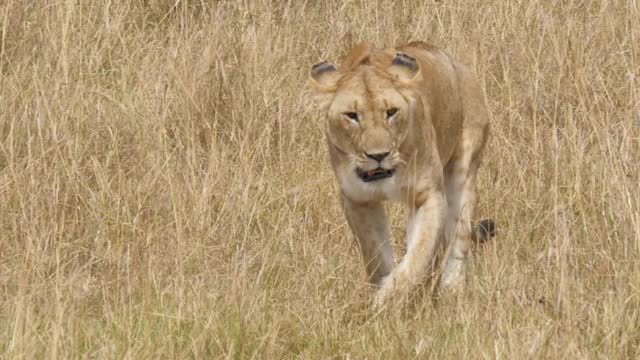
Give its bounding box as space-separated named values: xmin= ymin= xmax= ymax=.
xmin=373 ymin=190 xmax=447 ymax=309
xmin=341 ymin=194 xmax=394 ymax=286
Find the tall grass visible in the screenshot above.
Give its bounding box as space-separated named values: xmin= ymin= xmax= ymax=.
xmin=1 ymin=0 xmax=638 ymax=358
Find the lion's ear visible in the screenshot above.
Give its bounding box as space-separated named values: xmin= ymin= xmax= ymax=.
xmin=310 ymin=61 xmax=340 ymax=88
xmin=308 ymin=61 xmax=341 ymax=109
xmin=388 ymin=53 xmax=420 ymax=83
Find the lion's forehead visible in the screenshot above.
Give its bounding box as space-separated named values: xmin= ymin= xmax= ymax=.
xmin=329 ymin=68 xmax=404 ymax=111
xmin=331 ymin=83 xmax=405 ymax=113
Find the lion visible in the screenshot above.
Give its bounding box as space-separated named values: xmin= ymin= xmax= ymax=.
xmin=308 ymin=42 xmax=493 ymax=309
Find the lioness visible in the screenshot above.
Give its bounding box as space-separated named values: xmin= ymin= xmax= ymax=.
xmin=309 ymin=42 xmax=491 ymax=308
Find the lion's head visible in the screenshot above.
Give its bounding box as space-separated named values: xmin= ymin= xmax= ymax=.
xmin=309 ymin=43 xmax=423 ymax=183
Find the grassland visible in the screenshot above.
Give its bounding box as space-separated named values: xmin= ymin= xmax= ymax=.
xmin=1 ymin=0 xmax=639 ymax=358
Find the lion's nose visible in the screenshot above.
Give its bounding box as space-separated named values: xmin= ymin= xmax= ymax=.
xmin=365 ymin=152 xmax=390 ymax=162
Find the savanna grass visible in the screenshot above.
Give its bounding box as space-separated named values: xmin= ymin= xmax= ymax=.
xmin=1 ymin=0 xmax=638 ymax=358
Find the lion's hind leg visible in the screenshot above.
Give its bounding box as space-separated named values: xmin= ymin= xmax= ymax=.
xmin=439 ymin=124 xmax=488 ymax=289
xmin=439 ymin=153 xmax=479 ymax=289
xmin=439 ymin=64 xmax=490 ymax=289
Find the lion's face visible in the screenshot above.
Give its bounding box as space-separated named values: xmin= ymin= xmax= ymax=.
xmin=325 ymin=69 xmax=411 ymax=182
xmin=309 ymin=48 xmax=420 ymax=183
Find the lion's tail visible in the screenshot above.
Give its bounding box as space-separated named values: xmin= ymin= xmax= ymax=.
xmin=472 ymin=219 xmax=495 ymax=244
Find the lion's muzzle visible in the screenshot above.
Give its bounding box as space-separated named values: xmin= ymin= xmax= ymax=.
xmin=356 ymin=167 xmax=396 ymax=182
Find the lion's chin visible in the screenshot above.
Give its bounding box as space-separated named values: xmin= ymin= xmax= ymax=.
xmin=355 ymin=167 xmax=396 ymax=182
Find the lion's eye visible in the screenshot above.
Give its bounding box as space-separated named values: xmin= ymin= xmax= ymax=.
xmin=386 ymin=108 xmax=399 ymax=118
xmin=344 ymin=112 xmax=359 ymax=122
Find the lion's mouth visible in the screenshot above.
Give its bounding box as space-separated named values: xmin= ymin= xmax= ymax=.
xmin=356 ymin=167 xmax=396 ymax=182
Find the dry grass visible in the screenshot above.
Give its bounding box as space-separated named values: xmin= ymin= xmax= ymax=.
xmin=1 ymin=0 xmax=639 ymax=358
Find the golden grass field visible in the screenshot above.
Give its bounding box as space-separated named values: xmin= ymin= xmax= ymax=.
xmin=1 ymin=0 xmax=639 ymax=358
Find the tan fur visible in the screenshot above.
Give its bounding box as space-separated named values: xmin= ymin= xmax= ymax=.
xmin=309 ymin=42 xmax=490 ymax=309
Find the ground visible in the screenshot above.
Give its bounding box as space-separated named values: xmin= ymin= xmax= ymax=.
xmin=0 ymin=0 xmax=639 ymax=358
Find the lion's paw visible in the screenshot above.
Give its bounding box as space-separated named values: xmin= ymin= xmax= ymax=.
xmin=439 ymin=257 xmax=466 ymax=290
xmin=371 ymin=268 xmax=411 ymax=311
